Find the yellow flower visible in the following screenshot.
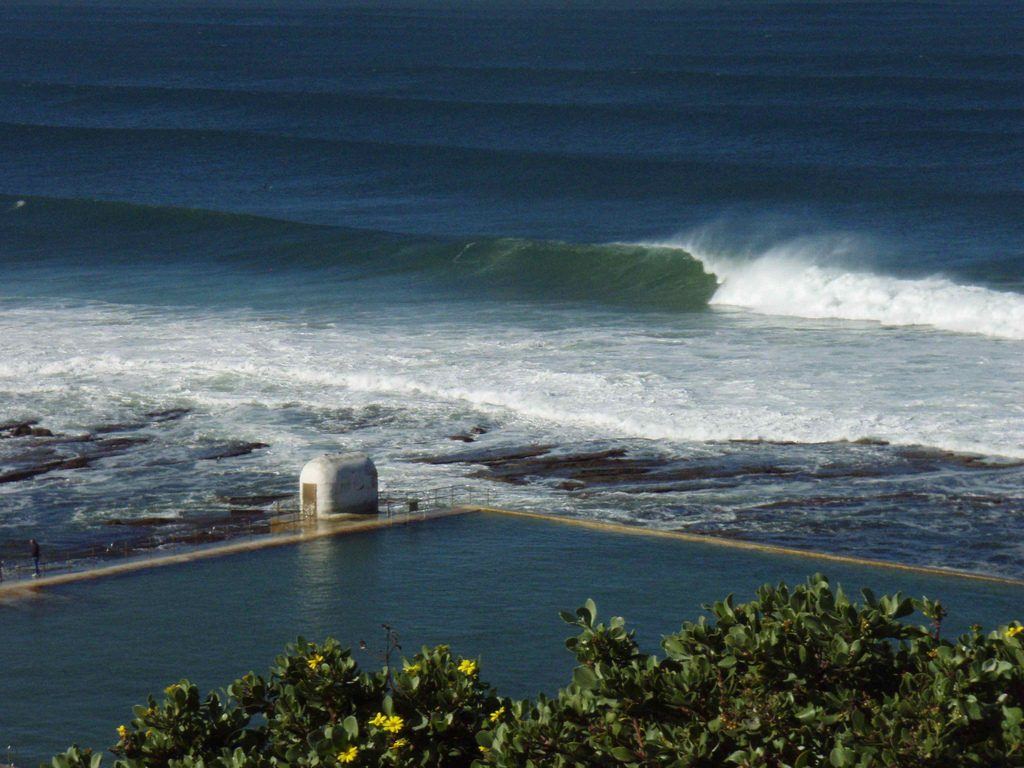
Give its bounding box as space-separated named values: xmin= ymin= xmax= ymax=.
xmin=390 ymin=738 xmax=409 ymax=751
xmin=337 ymin=746 xmax=358 ymax=764
xmin=116 ymin=725 xmax=128 ymax=741
xmin=457 ymin=659 xmax=478 ymax=677
xmin=403 ymin=662 xmax=421 ymax=674
xmin=307 ymin=653 xmax=325 ymax=670
xmin=370 ymin=712 xmax=403 ymax=732
xmin=479 ymin=745 xmax=490 ymax=754
xmin=489 ymin=706 xmax=505 ymax=723
xmin=1006 ymin=625 xmax=1024 ymax=639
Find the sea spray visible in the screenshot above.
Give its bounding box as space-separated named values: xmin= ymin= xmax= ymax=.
xmin=659 ymin=231 xmax=1024 ymax=340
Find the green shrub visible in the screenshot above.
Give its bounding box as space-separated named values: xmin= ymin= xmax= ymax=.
xmin=54 ymin=576 xmax=1024 ymax=768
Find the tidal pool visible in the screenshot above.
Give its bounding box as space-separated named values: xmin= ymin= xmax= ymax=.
xmin=2 ymin=512 xmax=1021 ymax=765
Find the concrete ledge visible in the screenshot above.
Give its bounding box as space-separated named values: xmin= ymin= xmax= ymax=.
xmin=3 ymin=504 xmax=1021 ymax=599
xmin=467 ymin=506 xmax=1024 ymax=588
xmin=0 ymin=508 xmax=472 ymax=600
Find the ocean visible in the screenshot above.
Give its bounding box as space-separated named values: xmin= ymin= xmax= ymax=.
xmin=1 ymin=1 xmax=1023 ymax=576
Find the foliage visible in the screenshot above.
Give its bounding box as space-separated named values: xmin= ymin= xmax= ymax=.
xmin=55 ymin=576 xmax=1024 ymax=768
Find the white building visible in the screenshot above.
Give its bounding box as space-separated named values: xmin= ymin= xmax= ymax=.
xmin=299 ymin=453 xmax=378 ymax=517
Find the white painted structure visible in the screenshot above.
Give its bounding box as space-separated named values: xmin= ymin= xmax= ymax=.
xmin=299 ymin=453 xmax=378 ymax=517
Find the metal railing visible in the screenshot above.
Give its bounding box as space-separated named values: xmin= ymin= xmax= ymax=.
xmin=0 ymin=510 xmax=289 ymax=585
xmin=378 ymin=483 xmax=493 ymax=517
xmin=0 ymin=485 xmax=495 ymax=586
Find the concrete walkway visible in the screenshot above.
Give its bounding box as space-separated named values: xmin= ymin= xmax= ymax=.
xmin=0 ymin=507 xmax=472 ymax=599
xmin=479 ymin=506 xmax=1024 ymax=587
xmin=2 ymin=505 xmax=1021 ymax=599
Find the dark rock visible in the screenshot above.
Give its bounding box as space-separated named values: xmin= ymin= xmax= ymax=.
xmin=850 ymin=437 xmax=890 ymax=446
xmin=103 ymin=516 xmax=180 ymax=527
xmin=438 ymin=444 xmax=808 ymax=495
xmin=218 ymin=493 xmax=291 ymax=506
xmin=448 ymin=434 xmax=476 ymax=443
xmin=557 ymin=480 xmax=587 ymax=491
xmin=0 ymin=433 xmax=149 ymax=484
xmin=91 ymin=421 xmax=147 ymax=434
xmin=29 ymin=427 xmax=54 ymax=437
xmin=60 ymin=456 xmax=90 ymax=471
xmin=0 ymin=463 xmax=58 ymax=484
xmin=728 ymin=438 xmax=802 ymax=447
xmin=809 ymin=464 xmax=885 ymax=480
xmin=32 ymin=433 xmax=94 ymax=446
xmin=172 ymin=528 xmax=232 ymax=546
xmin=0 ymin=455 xmax=92 ymax=484
xmin=894 ymin=445 xmax=1023 ymax=469
xmin=0 ymin=419 xmax=38 ymax=434
xmin=477 ymin=448 xmax=643 ymax=485
xmin=93 ymin=436 xmax=150 ymax=454
xmin=145 ymin=408 xmax=192 ymax=423
xmin=416 ymin=444 xmax=554 ymax=466
xmin=470 ymin=426 xmax=489 ymax=435
xmin=197 ymin=442 xmax=270 ymax=461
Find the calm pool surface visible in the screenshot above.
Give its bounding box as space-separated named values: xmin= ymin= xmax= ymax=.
xmin=2 ymin=513 xmax=1022 ymax=764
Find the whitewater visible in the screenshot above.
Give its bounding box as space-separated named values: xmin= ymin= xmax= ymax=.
xmin=2 ymin=197 xmax=1023 ymax=466
xmin=2 ymin=0 xmax=1023 ymax=578
xmin=648 ymin=231 xmax=1024 ymax=341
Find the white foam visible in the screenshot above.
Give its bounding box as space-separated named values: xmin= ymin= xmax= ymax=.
xmin=659 ymin=234 xmax=1024 ymax=340
xmin=1 ymin=295 xmax=1022 ymax=462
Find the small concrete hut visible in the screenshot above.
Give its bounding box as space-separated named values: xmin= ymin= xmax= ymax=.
xmin=299 ymin=453 xmax=378 ymax=518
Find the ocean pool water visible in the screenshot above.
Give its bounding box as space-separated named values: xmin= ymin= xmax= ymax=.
xmin=1 ymin=512 xmax=1022 ymax=764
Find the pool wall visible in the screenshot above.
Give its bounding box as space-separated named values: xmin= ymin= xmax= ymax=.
xmin=2 ymin=512 xmax=1022 ymax=764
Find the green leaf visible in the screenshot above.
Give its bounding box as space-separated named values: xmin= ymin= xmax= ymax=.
xmin=830 ymin=746 xmax=853 ymax=767
xmin=610 ymin=746 xmax=635 ymax=762
xmin=796 ymin=706 xmax=818 ymax=723
xmin=573 ymin=665 xmax=599 ymax=690
xmin=342 ymin=715 xmax=358 ymax=738
xmin=577 ymin=598 xmax=597 ymax=626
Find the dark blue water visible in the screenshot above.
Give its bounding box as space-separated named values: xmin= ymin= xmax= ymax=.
xmin=1 ymin=1 xmax=1022 ymax=269
xmin=2 ymin=3 xmax=1024 ymax=581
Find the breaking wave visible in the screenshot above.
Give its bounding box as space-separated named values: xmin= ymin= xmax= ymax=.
xmin=4 ymin=195 xmax=1024 ymax=338
xmin=0 ymin=195 xmax=719 ymax=310
xmin=659 ymin=232 xmax=1024 ymax=340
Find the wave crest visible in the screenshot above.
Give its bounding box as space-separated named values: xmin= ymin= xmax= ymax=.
xmin=0 ymin=195 xmax=718 ymax=311
xmin=662 ymin=233 xmax=1024 ymax=340
xmin=5 ymin=196 xmax=1024 ymax=338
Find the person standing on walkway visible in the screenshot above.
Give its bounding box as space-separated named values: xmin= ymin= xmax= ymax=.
xmin=30 ymin=538 xmax=40 ymax=578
